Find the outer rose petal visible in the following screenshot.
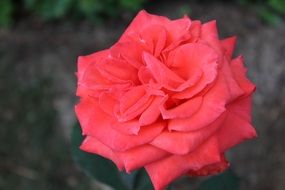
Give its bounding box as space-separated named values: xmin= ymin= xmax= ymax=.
xmin=218 ymin=109 xmax=257 ymax=152
xmin=117 ymin=145 xmax=169 ymax=173
xmin=75 ymin=97 xmax=166 ymax=151
xmin=188 ymin=155 xmax=229 ymax=176
xmin=145 ymin=136 xmax=221 ymax=190
xmin=231 ymin=56 xmax=256 ymax=96
xmin=119 ymin=10 xmax=191 ymax=45
xmin=76 ymin=50 xmax=112 ymax=97
xmin=227 ymin=95 xmax=253 ymax=122
xmin=151 ymin=113 xmax=226 ymax=155
xmin=80 ymin=136 xmax=124 ymax=170
xmin=200 ymin=20 xmax=225 ymax=63
xmin=119 ymin=10 xmax=170 ymax=42
xmin=96 ymin=57 xmax=139 ymax=83
xmin=77 ymin=49 xmax=109 ymax=82
xmin=221 ymin=36 xmax=237 ymax=59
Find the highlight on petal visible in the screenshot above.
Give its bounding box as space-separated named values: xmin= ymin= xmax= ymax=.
xmin=145 ymin=136 xmax=221 ymax=190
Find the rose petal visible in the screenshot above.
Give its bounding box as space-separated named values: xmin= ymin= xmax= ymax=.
xmin=119 ymin=10 xmax=191 ymax=45
xmin=116 ymin=85 xmax=153 ymax=122
xmin=227 ymin=95 xmax=253 ymax=122
xmin=221 ymin=36 xmax=237 ymax=59
xmin=112 ymin=119 xmax=140 ymax=135
xmin=160 ymin=96 xmax=202 ymax=119
xmin=231 ymin=56 xmax=256 ymax=96
xmin=77 ymin=49 xmax=109 ymax=81
xmin=145 ymin=136 xmax=221 ymax=190
xmin=169 ymin=74 xmax=231 ymax=132
xmin=117 ymin=145 xmax=169 ymax=173
xmin=97 ymin=57 xmax=139 ymax=83
xmin=119 ymin=10 xmax=170 ymax=42
xmin=188 ymin=20 xmax=202 ymax=42
xmin=143 ymin=52 xmax=185 ymax=89
xmin=151 ymin=113 xmax=226 ymax=155
xmin=218 ymin=111 xmax=257 ymax=152
xmin=188 ymin=155 xmax=229 ymax=176
xmin=169 ymin=43 xmax=217 ymax=80
xmin=110 ymin=41 xmax=145 ymax=69
xmin=77 ymin=50 xmax=112 ymax=97
xmin=99 ymin=92 xmax=117 ymax=116
xmin=139 ymin=96 xmax=166 ymax=126
xmin=171 ymin=43 xmax=218 ymax=99
xmin=75 ymin=97 xmax=166 ymax=151
xmin=139 ymin=25 xmax=167 ymax=57
xmin=220 ymin=57 xmax=245 ymax=102
xmin=80 ymin=136 xmax=124 ymax=170
xmin=201 ymin=20 xmax=224 ymax=62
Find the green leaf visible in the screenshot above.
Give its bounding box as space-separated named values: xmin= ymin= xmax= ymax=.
xmin=197 ymin=169 xmax=240 ymax=190
xmin=256 ymin=6 xmax=282 ymax=25
xmin=133 ymin=169 xmax=153 ymax=190
xmin=0 ymin=0 xmax=13 ymax=27
xmin=71 ymin=123 xmax=128 ymax=190
xmin=269 ymin=0 xmax=285 ymax=14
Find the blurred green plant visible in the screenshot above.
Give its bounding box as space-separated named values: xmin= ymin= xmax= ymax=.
xmin=0 ymin=0 xmax=147 ymax=27
xmin=239 ymin=0 xmax=285 ymax=25
xmin=0 ymin=0 xmax=13 ymax=27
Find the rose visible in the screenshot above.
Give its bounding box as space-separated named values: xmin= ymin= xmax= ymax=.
xmin=75 ymin=10 xmax=257 ymax=190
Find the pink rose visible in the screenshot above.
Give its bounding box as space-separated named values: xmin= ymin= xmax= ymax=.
xmin=75 ymin=10 xmax=257 ymax=190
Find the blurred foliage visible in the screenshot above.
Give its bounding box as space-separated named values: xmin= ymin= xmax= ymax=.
xmin=198 ymin=170 xmax=240 ymax=190
xmin=0 ymin=0 xmax=146 ymax=27
xmin=0 ymin=55 xmax=90 ymax=189
xmin=0 ymin=0 xmax=13 ymax=27
xmin=71 ymin=123 xmax=154 ymax=190
xmin=239 ymin=0 xmax=285 ymax=25
xmin=1 ymin=0 xmax=285 ymax=27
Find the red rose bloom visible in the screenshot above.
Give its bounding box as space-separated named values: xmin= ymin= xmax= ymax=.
xmin=75 ymin=10 xmax=257 ymax=190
